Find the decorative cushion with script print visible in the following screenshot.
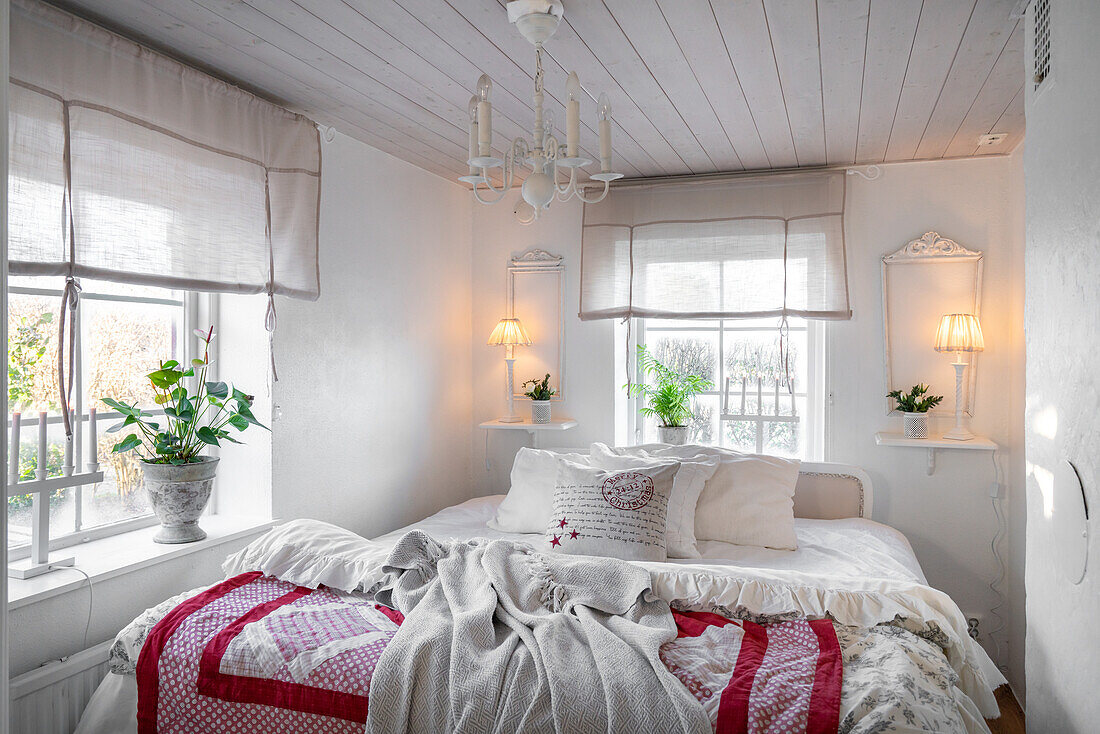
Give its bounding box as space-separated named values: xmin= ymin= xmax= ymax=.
xmin=546 ymin=458 xmax=680 ymax=562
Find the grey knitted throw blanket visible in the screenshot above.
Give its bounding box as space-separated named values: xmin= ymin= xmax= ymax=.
xmin=367 ymin=531 xmax=710 ymax=734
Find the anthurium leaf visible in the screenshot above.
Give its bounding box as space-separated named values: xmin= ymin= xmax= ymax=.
xmin=227 ymin=414 xmax=249 ymax=431
xmin=112 ymin=434 xmax=142 ymax=453
xmin=220 ymin=434 xmax=242 ymax=444
xmin=169 ymin=457 xmax=186 ymax=465
xmin=191 ymin=358 xmax=205 ymax=366
xmin=153 ymin=394 xmax=169 ymax=405
xmin=161 ymin=360 xmax=179 ymax=369
xmin=196 ymin=426 xmax=220 ymax=446
xmin=106 ymin=416 xmax=134 ymax=433
xmin=182 ymin=368 xmax=195 ymax=378
xmin=164 ymin=406 xmax=178 ymax=419
xmin=206 ymin=381 xmax=229 ymax=399
xmin=100 ymin=397 xmax=132 ymax=414
xmin=171 ymin=387 xmax=188 ymax=401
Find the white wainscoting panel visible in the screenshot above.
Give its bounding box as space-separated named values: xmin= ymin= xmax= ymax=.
xmin=9 ymin=641 xmax=110 ymax=734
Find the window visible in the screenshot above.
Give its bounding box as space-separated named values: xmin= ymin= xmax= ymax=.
xmin=628 ymin=317 xmax=825 ymax=460
xmin=6 ymin=276 xmax=202 ymax=556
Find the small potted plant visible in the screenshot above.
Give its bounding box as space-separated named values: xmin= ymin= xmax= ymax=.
xmin=887 ymin=383 xmax=944 ymax=439
xmin=102 ymin=327 xmax=267 ymax=543
xmin=627 ymin=345 xmax=712 ymax=445
xmin=522 ymin=373 xmax=556 ymax=423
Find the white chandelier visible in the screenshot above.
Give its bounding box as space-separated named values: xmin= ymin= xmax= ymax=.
xmin=459 ymin=1 xmax=622 ymax=222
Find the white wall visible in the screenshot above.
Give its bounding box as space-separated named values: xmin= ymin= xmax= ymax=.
xmin=272 ymin=131 xmax=476 ymax=537
xmin=470 ymin=155 xmax=1026 ymax=695
xmin=1022 ymin=2 xmax=1100 ymax=730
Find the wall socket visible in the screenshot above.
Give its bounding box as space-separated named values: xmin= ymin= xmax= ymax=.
xmin=966 ymin=615 xmax=984 ymax=640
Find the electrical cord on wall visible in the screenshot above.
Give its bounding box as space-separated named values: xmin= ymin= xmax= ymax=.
xmin=43 ymin=564 xmax=94 ymax=660
xmin=987 ymin=450 xmax=1009 ymax=674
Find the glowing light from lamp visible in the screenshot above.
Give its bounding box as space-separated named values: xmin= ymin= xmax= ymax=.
xmin=934 ymin=313 xmax=985 ymax=354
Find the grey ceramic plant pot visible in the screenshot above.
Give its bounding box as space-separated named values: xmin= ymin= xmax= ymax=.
xmin=142 ymin=456 xmax=219 ymax=544
xmin=658 ymin=426 xmax=690 ymax=446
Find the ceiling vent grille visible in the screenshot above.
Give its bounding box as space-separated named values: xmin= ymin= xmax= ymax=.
xmin=1033 ymin=0 xmax=1051 ymax=89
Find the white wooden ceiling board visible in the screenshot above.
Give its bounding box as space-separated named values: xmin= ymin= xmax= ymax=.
xmin=818 ymin=0 xmax=870 ymax=165
xmin=943 ymin=23 xmax=1024 ymax=158
xmin=58 ymin=0 xmax=472 ymax=181
xmin=438 ymin=0 xmax=649 ymax=177
xmin=710 ymin=0 xmax=799 ymax=169
xmin=602 ymin=0 xmax=742 ymax=172
xmin=654 ymin=0 xmax=769 ymax=169
xmin=854 ymin=0 xmax=923 ymax=163
xmin=561 ymin=1 xmax=715 ymax=173
xmin=764 ymin=0 xmax=827 ymax=166
xmin=267 ymin=0 xmax=537 ymax=165
xmin=184 ymin=0 xmax=483 ymax=164
xmin=531 ymin=19 xmax=684 ymax=175
xmin=974 ymin=85 xmax=1022 ymax=155
xmin=884 ymin=0 xmax=977 ymax=161
xmin=913 ymin=0 xmax=1019 ymax=159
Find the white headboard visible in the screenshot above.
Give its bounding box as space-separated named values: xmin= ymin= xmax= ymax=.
xmin=794 ymin=462 xmax=873 ymax=519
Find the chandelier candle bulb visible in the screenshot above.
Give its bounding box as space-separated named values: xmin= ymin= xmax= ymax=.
xmin=467 ymin=97 xmax=478 ymax=168
xmin=476 ymin=74 xmax=493 ymax=157
xmin=9 ymin=413 xmax=20 ymax=485
xmin=566 ymin=71 xmax=581 ymax=156
xmin=36 ymin=411 xmax=47 ymax=481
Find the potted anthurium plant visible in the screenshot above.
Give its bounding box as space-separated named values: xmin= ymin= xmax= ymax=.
xmin=102 ymin=326 xmax=267 ymax=544
xmin=887 ymin=383 xmax=944 ymax=439
xmin=522 ymin=373 xmax=556 ymax=423
xmin=627 ymin=345 xmax=712 ymax=446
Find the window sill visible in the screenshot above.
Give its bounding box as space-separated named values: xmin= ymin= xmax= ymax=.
xmin=7 ymin=515 xmax=276 ymax=609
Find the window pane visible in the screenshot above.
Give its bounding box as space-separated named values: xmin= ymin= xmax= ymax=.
xmin=81 ymin=454 xmax=152 ymax=530
xmin=645 ymin=331 xmax=719 ymax=386
xmin=7 ymin=291 xmax=60 ymax=413
xmin=83 ymin=297 xmax=183 ymax=408
xmin=723 ymin=420 xmax=758 ymax=453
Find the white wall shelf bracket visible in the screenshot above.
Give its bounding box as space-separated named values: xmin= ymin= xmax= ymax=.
xmin=874 ymin=432 xmax=997 ymax=475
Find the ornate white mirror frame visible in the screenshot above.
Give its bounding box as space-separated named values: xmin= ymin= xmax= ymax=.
xmin=508 ymin=249 xmax=566 ymax=401
xmin=881 ymin=232 xmax=984 ymax=417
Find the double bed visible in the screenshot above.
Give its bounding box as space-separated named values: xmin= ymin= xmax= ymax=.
xmin=76 ymin=461 xmax=1005 ymax=733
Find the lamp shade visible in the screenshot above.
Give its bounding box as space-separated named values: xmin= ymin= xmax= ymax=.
xmin=934 ymin=313 xmax=985 ymax=353
xmin=487 ymin=317 xmax=532 ymax=347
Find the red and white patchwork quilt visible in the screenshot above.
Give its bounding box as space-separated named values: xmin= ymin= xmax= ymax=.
xmin=134 ymin=572 xmax=842 ymax=734
xmin=136 ymin=571 xmax=403 ymax=734
xmin=661 ymin=610 xmax=842 ymax=734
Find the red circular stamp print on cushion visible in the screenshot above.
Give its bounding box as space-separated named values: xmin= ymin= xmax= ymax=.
xmin=601 ymin=472 xmax=654 ymax=510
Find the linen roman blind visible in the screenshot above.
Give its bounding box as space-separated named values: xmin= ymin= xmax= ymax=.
xmin=579 ymin=171 xmax=851 ymax=321
xmin=8 ymin=0 xmax=321 ymax=300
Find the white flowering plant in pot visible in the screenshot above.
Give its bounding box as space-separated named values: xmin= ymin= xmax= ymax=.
xmin=887 ymin=383 xmax=943 ymax=439
xmin=522 ymin=373 xmax=556 ymax=423
xmin=102 ymin=326 xmax=267 ymax=543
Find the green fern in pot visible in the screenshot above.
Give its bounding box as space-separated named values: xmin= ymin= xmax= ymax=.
xmin=627 ymin=345 xmax=712 ymax=445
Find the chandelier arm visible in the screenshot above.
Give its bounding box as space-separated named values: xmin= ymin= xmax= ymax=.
xmin=472 ymin=147 xmax=516 ymax=205
xmin=554 ymin=166 xmax=578 ymax=200
xmin=574 ymin=179 xmax=611 ymax=204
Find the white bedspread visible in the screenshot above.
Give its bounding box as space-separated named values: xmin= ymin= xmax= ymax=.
xmin=375 ymin=495 xmax=928 ymax=585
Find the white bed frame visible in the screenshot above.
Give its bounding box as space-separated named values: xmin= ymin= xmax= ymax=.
xmin=794 ymin=462 xmax=873 ymax=520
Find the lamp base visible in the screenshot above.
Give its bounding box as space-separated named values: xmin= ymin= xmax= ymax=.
xmin=497 ymin=415 xmax=524 ymax=424
xmin=942 ymin=426 xmax=975 ymax=441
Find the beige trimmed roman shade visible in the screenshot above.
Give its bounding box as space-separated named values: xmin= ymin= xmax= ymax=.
xmin=8 ymin=0 xmax=321 ymax=300
xmin=579 ymin=171 xmax=851 ymax=322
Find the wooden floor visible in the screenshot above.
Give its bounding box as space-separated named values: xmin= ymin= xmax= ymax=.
xmin=987 ymin=685 xmax=1025 ymax=734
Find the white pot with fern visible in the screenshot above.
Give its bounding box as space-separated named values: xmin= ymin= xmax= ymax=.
xmin=627 ymin=345 xmax=712 ymax=446
xmin=887 ymin=383 xmax=944 ymax=439
xmin=522 ymin=373 xmax=556 ymax=423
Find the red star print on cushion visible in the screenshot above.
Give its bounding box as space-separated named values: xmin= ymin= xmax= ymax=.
xmin=550 ymin=535 xmax=562 ymax=547
xmin=558 ymin=518 xmax=568 ymax=528
xmin=569 ymin=530 xmax=579 ymax=540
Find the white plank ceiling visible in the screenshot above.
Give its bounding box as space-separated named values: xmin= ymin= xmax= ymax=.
xmin=51 ymin=0 xmax=1025 ymax=182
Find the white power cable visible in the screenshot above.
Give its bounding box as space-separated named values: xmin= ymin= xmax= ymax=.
xmin=49 ymin=564 xmax=94 ymax=652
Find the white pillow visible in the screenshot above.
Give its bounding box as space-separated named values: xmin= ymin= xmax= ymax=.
xmin=608 ymin=444 xmax=801 ymax=550
xmin=589 ymin=442 xmax=718 ymax=558
xmin=488 ymin=447 xmax=592 ymax=533
xmin=221 ymin=519 xmax=390 ymax=592
xmin=546 ymin=458 xmax=678 ymax=562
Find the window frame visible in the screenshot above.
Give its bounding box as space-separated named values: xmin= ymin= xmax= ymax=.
xmin=627 ymin=317 xmax=827 ymax=460
xmin=6 ymin=281 xmax=208 ymax=559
